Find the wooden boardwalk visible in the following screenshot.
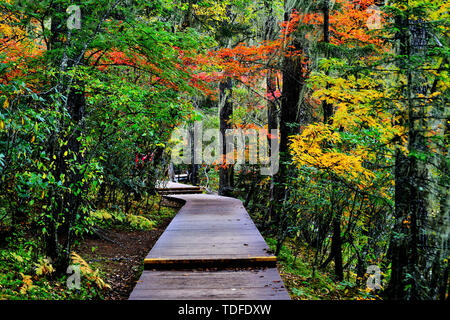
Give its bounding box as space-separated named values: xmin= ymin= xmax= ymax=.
xmin=129 ymin=182 xmax=290 ymax=300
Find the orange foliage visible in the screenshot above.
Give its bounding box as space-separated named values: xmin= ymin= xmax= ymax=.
xmin=0 ymin=9 xmax=44 ymax=87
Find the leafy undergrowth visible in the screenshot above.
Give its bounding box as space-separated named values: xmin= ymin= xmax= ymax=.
xmin=266 ymin=238 xmax=380 ymax=300
xmin=0 ymin=235 xmax=108 ymax=300
xmin=76 ymin=205 xmax=178 ymax=300
xmin=0 ymin=198 xmax=178 ymax=300
xmin=91 ymin=195 xmax=177 ymax=231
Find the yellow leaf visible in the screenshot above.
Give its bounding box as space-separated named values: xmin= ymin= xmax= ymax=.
xmin=11 ymin=253 xmax=24 ymax=263
xmin=3 ymin=99 xmax=9 ymax=109
xmin=71 ymin=252 xmax=111 ymax=290
xmin=34 ymin=258 xmax=54 ymax=276
xmin=19 ymin=274 xmax=34 ymax=294
xmin=0 ymin=120 xmax=4 ymax=130
xmin=31 ymin=136 xmax=35 ymax=143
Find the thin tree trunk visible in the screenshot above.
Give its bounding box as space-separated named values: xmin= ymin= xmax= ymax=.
xmin=219 ymin=78 xmax=234 ymax=196
xmin=332 ymin=216 xmax=344 ymax=281
xmin=322 ymin=0 xmax=333 ymax=124
xmin=43 ymin=4 xmax=87 ymax=273
xmin=263 ymin=0 xmax=279 ymax=229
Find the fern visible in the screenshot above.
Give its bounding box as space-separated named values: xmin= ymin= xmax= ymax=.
xmin=90 ymin=209 xmax=113 ymax=221
xmin=70 ymin=252 xmax=111 ymax=290
xmin=34 ymin=258 xmax=54 ymax=277
xmin=90 ymin=209 xmax=155 ymax=230
xmin=126 ymin=214 xmax=155 ymax=230
xmin=19 ymin=273 xmax=34 ymax=294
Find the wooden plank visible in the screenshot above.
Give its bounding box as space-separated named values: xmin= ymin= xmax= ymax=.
xmin=129 ymin=268 xmax=290 ymax=300
xmin=149 ymin=244 xmax=270 ymax=251
xmin=150 ymin=235 xmax=261 ymax=241
xmin=149 ymin=245 xmax=270 ymax=252
xmin=158 ymin=229 xmax=260 ymax=236
xmin=134 ymin=268 xmax=281 ymax=284
xmin=129 ymin=289 xmax=289 ymax=300
xmin=147 ymin=249 xmax=271 ymax=257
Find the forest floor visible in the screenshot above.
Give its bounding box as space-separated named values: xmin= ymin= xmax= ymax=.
xmin=0 ymin=197 xmax=180 ymax=300
xmin=75 ymin=219 xmax=171 ymax=300
xmin=265 ymin=238 xmax=379 ymax=300
xmin=74 ymin=197 xmax=182 ymax=300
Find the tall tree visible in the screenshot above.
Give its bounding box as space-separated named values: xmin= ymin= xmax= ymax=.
xmin=219 ymin=77 xmax=234 ymax=195
xmin=271 ymin=0 xmax=313 ymax=255
xmin=387 ymin=0 xmax=449 ymax=300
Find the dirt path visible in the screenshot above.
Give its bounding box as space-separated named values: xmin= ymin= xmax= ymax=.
xmin=76 ymin=218 xmax=172 ymax=300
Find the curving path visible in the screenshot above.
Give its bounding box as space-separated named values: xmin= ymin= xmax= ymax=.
xmin=128 ymin=182 xmax=290 ymax=300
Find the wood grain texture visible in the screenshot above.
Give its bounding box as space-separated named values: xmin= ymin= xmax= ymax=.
xmin=129 ymin=268 xmax=290 ymax=300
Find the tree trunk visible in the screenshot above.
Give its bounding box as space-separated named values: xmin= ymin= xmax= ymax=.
xmin=43 ymin=4 xmax=87 ymax=273
xmin=322 ymin=0 xmax=333 ymax=124
xmin=264 ymin=1 xmax=279 ymax=227
xmin=219 ymin=78 xmax=234 ymax=196
xmin=270 ymin=8 xmax=308 ymax=235
xmin=387 ymin=16 xmax=449 ymax=300
xmin=332 ymin=216 xmax=344 ymax=281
